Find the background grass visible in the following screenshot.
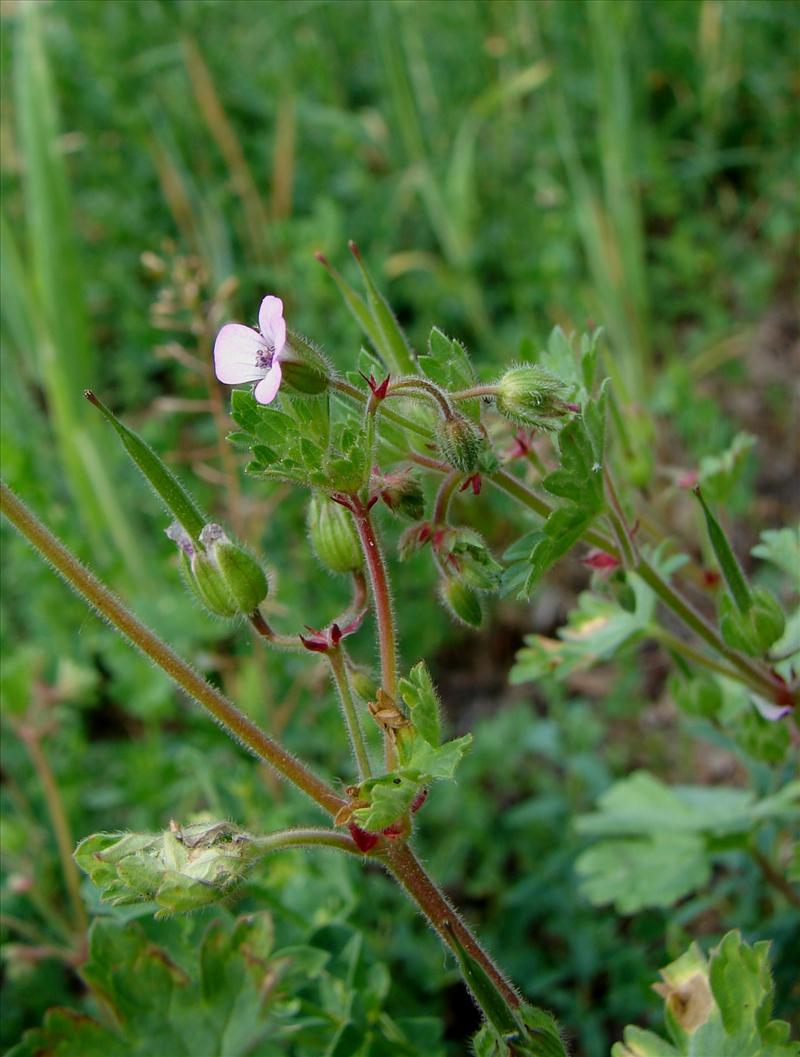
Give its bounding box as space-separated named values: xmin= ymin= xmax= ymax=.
xmin=1 ymin=1 xmax=798 ymax=1053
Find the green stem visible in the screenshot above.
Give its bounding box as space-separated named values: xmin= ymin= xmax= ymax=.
xmin=450 ymin=384 xmax=499 ymax=401
xmin=18 ymin=727 xmax=88 ymax=937
xmin=332 ymin=378 xmax=432 ymax=441
xmin=432 ymin=471 xmax=461 ymax=525
xmin=635 ymin=558 xmax=779 ymax=700
xmin=380 ymin=841 xmax=520 ymax=1011
xmin=351 ymin=498 xmax=398 ymax=769
xmin=604 ymin=468 xmax=637 ymax=568
xmin=388 ymin=377 xmax=454 ymax=418
xmin=488 ymin=468 xmax=784 ymax=701
xmin=750 ymin=847 xmax=800 ymax=910
xmin=652 ymin=628 xmax=754 ymax=685
xmin=0 ymin=483 xmax=345 ymax=818
xmin=252 ymin=827 xmax=363 ymax=857
xmin=327 ymin=648 xmax=372 ymax=781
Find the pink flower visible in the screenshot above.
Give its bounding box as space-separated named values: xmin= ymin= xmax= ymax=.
xmin=214 ymin=295 xmax=287 ymax=405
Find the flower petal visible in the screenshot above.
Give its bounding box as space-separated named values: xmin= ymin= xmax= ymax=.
xmin=258 ymin=295 xmax=286 ymax=354
xmin=750 ymin=694 xmax=793 ymax=722
xmin=214 ymin=324 xmax=267 ymax=384
xmin=254 ymin=361 xmax=282 ymax=404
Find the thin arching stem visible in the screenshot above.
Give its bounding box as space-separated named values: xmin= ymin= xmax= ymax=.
xmin=327 ymin=647 xmax=372 ymax=781
xmin=0 ymin=483 xmax=345 ymax=817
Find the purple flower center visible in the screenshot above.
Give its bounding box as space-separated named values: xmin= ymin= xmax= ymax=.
xmin=256 ymin=342 xmax=275 ymax=370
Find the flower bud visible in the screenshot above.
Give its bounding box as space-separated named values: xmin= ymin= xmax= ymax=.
xmin=201 ymin=525 xmax=268 ymax=614
xmin=439 ymin=576 xmax=484 ymax=628
xmin=349 ymin=666 xmax=379 ymax=702
xmin=307 ymin=494 xmax=363 ymax=573
xmin=436 ymin=415 xmax=482 ymax=473
xmin=280 ymin=333 xmax=330 ymax=395
xmin=437 ymin=526 xmax=503 ymax=590
xmin=495 ymin=365 xmax=578 ymax=430
xmin=398 ymin=521 xmax=432 ymax=561
xmin=375 ymin=466 xmax=425 ymax=521
xmin=168 ymin=521 xmax=268 ymax=618
xmin=719 ymin=587 xmax=785 ymax=656
xmin=191 ymin=551 xmax=240 ymax=618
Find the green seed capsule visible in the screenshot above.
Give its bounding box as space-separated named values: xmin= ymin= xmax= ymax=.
xmin=213 ymin=540 xmax=269 ymax=614
xmin=308 ymin=494 xmax=363 ymax=574
xmin=191 ymin=552 xmax=239 ymax=618
xmin=436 ymin=415 xmax=482 ymax=474
xmin=495 ymin=365 xmax=578 ymax=430
xmin=439 ymin=577 xmax=484 ymax=628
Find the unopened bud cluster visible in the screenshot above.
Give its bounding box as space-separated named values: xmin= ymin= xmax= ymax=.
xmin=168 ymin=522 xmax=268 ymax=618
xmin=495 ymin=365 xmax=579 ymax=430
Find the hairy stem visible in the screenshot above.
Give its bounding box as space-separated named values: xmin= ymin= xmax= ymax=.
xmin=432 ymin=471 xmax=461 ymax=525
xmin=381 ymin=841 xmax=520 ymax=1011
xmin=388 ymin=377 xmax=454 ymax=419
xmin=0 ymin=483 xmax=344 ymax=817
xmin=328 ymin=648 xmax=372 ymax=780
xmin=253 ymin=827 xmax=363 ymax=857
xmin=450 ymin=384 xmax=499 ymax=401
xmin=351 ymin=498 xmax=399 ymax=768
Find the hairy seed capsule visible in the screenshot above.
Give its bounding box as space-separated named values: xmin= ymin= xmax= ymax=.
xmin=308 ymin=494 xmax=364 ymax=574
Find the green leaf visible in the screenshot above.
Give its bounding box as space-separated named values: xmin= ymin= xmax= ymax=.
xmin=444 ymin=922 xmax=519 ymax=1039
xmin=575 ymin=832 xmax=710 ymax=913
xmin=349 ymin=245 xmax=416 ymax=374
xmin=574 ymin=775 xmax=800 ymax=912
xmin=419 ymin=328 xmax=479 ymax=421
xmin=352 ymin=774 xmax=420 ymax=831
xmin=538 ymin=326 xmax=583 ymax=393
xmin=397 ymin=731 xmax=473 ymax=780
xmin=574 ymin=771 xmax=767 ymax=838
xmin=694 ymin=487 xmax=752 ymax=614
xmin=399 ymin=660 xmax=442 ymax=746
xmin=505 ymin=392 xmax=608 ymax=598
xmin=7 ymin=912 xmax=289 ymax=1057
xmin=87 ymin=392 xmax=206 ymax=544
xmin=752 ymin=527 xmax=800 ymax=593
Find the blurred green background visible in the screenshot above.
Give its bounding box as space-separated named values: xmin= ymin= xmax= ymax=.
xmin=1 ymin=1 xmax=798 ymax=1054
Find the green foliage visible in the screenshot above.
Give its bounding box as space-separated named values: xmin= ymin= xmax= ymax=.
xmin=698 ymin=432 xmax=756 ymax=505
xmin=574 ymin=774 xmax=800 ymax=913
xmin=421 ymin=328 xmax=479 ymax=420
xmin=399 ymin=661 xmax=442 ymax=748
xmin=613 ymin=931 xmax=799 ymax=1057
xmin=753 ymin=528 xmax=800 ymax=591
xmin=504 ymin=387 xmax=608 ymax=598
xmin=2 ymin=1 xmax=799 ymax=1052
xmin=88 ymin=392 xmax=207 ymax=543
xmin=511 ymin=549 xmax=686 ymax=682
xmin=8 ymin=913 xmax=445 ymax=1057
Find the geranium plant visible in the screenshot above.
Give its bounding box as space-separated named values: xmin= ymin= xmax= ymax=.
xmin=2 ymin=246 xmax=797 ymax=1056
